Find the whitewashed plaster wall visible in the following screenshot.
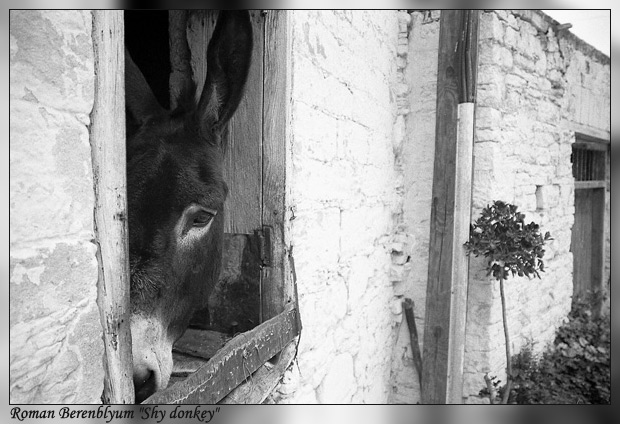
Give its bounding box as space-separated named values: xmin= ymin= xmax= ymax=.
xmin=9 ymin=10 xmax=104 ymax=403
xmin=267 ymin=10 xmax=407 ymax=403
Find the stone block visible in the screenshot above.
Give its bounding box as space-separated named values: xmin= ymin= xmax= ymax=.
xmin=291 ymin=103 xmax=339 ymax=162
xmin=10 ymin=103 xmax=94 ymax=244
xmin=514 ymin=52 xmax=537 ymax=73
xmin=10 ymin=11 xmax=94 ymax=114
xmin=340 ymin=205 xmax=390 ymax=260
xmin=317 ymin=353 xmax=356 ymax=403
xmin=10 ymin=291 xmax=103 ymax=403
xmin=345 ymin=256 xmax=373 ymax=309
xmin=480 ymin=11 xmax=504 ymax=42
xmin=475 ymin=107 xmax=502 ymax=129
xmin=324 ymin=277 xmax=349 ymax=321
xmin=290 ymin=207 xmax=341 ymax=276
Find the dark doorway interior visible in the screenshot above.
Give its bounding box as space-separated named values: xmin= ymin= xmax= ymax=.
xmin=124 ymin=10 xmax=171 ymax=110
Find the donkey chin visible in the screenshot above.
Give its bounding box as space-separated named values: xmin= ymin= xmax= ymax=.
xmin=130 ymin=314 xmax=174 ymax=403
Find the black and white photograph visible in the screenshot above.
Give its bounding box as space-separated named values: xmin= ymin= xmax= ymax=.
xmin=7 ymin=2 xmax=613 ymax=420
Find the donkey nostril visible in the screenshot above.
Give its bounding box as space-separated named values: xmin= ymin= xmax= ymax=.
xmin=134 ymin=365 xmax=157 ymax=404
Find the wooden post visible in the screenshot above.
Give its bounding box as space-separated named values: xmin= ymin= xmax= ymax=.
xmin=91 ymin=10 xmax=134 ymax=404
xmin=261 ymin=10 xmax=291 ymax=322
xmin=422 ymin=10 xmax=479 ymax=404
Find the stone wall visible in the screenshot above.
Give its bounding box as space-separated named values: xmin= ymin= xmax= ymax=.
xmin=395 ymin=9 xmax=609 ymax=404
xmin=463 ymin=10 xmax=610 ymax=401
xmin=267 ymin=10 xmax=404 ymax=403
xmin=9 ymin=10 xmax=104 ymax=403
xmin=556 ymin=14 xmax=611 ymax=291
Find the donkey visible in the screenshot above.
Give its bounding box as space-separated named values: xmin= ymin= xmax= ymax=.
xmin=125 ymin=11 xmax=252 ymax=403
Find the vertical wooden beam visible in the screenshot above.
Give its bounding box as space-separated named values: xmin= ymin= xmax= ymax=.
xmin=91 ymin=11 xmax=134 ymax=404
xmin=261 ymin=10 xmax=291 ymax=322
xmin=422 ymin=10 xmax=478 ymax=404
xmin=592 ymin=187 xmax=605 ymax=317
xmin=227 ymin=10 xmax=265 ymax=235
xmin=446 ymin=100 xmax=475 ymax=403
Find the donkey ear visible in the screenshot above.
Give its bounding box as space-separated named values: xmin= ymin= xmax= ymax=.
xmin=197 ymin=11 xmax=253 ymax=135
xmin=125 ymin=48 xmax=165 ymax=129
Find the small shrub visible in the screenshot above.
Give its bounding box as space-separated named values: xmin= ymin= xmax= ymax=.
xmin=465 ymin=200 xmax=551 ymax=403
xmin=510 ymin=297 xmax=610 ymax=404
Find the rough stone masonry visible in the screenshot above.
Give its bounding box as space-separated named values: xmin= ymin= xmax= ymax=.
xmin=266 ymin=10 xmax=407 ymax=403
xmin=10 ymin=10 xmax=104 ymax=403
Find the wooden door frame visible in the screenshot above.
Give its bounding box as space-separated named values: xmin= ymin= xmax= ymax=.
xmin=91 ymin=10 xmax=134 ymax=404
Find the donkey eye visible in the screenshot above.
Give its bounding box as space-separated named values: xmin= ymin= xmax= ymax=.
xmin=178 ymin=204 xmax=218 ymax=238
xmin=192 ymin=210 xmax=216 ymax=227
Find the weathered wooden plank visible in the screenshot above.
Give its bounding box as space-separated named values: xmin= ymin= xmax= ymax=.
xmin=191 ymin=233 xmax=261 ymax=333
xmin=261 ymin=10 xmax=291 ymax=322
xmin=403 ymin=299 xmax=423 ymax=389
xmin=173 ymin=329 xmax=230 ymax=361
xmin=212 ymin=233 xmax=261 ymax=332
xmin=171 ymin=353 xmax=210 ymax=378
xmin=573 ymin=188 xmax=592 ymax=299
xmin=421 ymin=10 xmax=462 ymax=404
xmin=591 ymin=187 xmax=606 ymax=317
xmin=422 ymin=10 xmax=478 ymax=404
xmin=573 ymin=187 xmax=605 ymax=311
xmin=446 ymin=13 xmax=479 ymax=403
xmin=569 ymin=125 xmax=610 ymax=144
xmin=143 ymin=303 xmax=299 ymax=404
xmin=575 ymin=180 xmax=606 ymax=190
xmin=573 ymin=138 xmax=609 ymax=151
xmin=90 ymin=10 xmax=134 ymax=404
xmin=226 ymin=11 xmax=264 ymax=234
xmin=446 ymin=102 xmax=475 ymax=404
xmin=219 ymin=337 xmax=298 ymax=404
xmin=168 ymin=330 xmax=228 ymax=385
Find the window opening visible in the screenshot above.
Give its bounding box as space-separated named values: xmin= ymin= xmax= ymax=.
xmin=572 ymin=144 xmax=606 ymax=182
xmin=570 ymin=135 xmax=608 ymax=315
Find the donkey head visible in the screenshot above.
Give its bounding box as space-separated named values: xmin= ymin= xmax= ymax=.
xmin=125 ymin=11 xmax=252 ymax=403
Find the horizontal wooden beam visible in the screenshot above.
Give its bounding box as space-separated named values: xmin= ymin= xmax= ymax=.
xmin=575 ymin=180 xmax=606 ymax=190
xmin=573 ymin=139 xmax=609 ymax=151
xmin=220 ymin=337 xmax=298 ymax=404
xmin=144 ymin=303 xmax=299 ymax=404
xmin=569 ymin=124 xmax=610 ymax=144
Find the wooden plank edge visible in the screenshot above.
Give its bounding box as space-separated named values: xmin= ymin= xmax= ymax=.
xmin=90 ymin=10 xmax=134 ymax=404
xmin=144 ymin=303 xmax=299 ymax=404
xmin=219 ymin=336 xmax=298 ymax=404
xmin=446 ymin=102 xmax=475 ymax=404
